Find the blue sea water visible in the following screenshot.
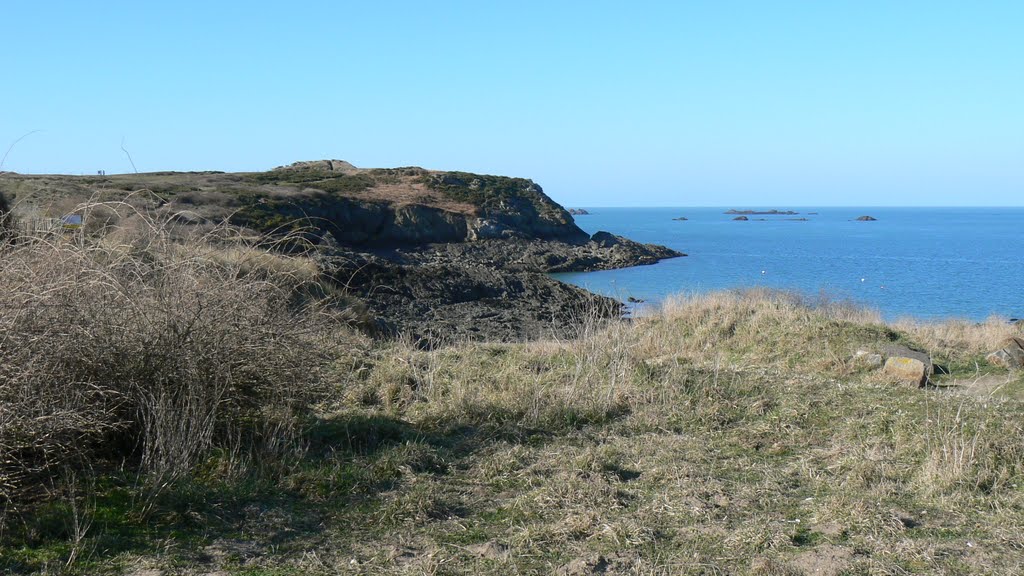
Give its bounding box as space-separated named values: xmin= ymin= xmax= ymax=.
xmin=552 ymin=207 xmax=1024 ymax=321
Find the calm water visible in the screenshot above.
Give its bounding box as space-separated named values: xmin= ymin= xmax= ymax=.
xmin=553 ymin=207 xmax=1024 ymax=321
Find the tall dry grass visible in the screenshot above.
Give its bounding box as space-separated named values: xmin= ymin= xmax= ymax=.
xmin=896 ymin=316 xmax=1018 ymax=363
xmin=0 ymin=203 xmax=344 ymax=511
xmin=624 ymin=288 xmax=888 ymax=373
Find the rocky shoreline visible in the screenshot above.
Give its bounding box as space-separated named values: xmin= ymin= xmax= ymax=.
xmin=319 ymin=232 xmax=683 ymax=343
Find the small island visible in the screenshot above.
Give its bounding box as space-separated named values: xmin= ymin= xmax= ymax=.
xmin=855 ymin=215 xmax=877 ymax=221
xmin=725 ymin=209 xmax=799 ymax=215
xmin=568 ymin=208 xmax=590 ymax=215
xmin=672 ymin=216 xmax=688 ymax=221
xmin=733 ymin=216 xmax=749 ymax=221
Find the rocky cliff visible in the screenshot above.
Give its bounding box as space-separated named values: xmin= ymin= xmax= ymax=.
xmin=1 ymin=161 xmax=683 ymax=342
xmin=233 ymin=161 xmax=590 ymax=246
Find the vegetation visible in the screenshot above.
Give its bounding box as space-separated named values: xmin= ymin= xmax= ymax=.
xmin=422 ymin=172 xmax=570 ymax=221
xmin=1 ymin=203 xmax=1023 ymax=574
xmin=245 ymin=169 xmax=377 ymax=195
xmin=0 ymin=206 xmax=356 ymax=573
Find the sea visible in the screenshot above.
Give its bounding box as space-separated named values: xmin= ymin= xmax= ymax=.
xmin=552 ymin=207 xmax=1024 ymax=322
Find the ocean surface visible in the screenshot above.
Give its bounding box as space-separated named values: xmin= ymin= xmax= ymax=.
xmin=552 ymin=207 xmax=1024 ymax=321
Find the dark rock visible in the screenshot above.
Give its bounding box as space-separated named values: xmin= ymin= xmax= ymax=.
xmin=672 ymin=216 xmax=688 ymax=221
xmin=733 ymin=216 xmax=749 ymax=221
xmin=413 ymin=236 xmax=684 ymax=274
xmin=315 ymin=231 xmax=683 ymax=344
xmin=568 ymin=208 xmax=590 ymax=215
xmin=855 ymin=215 xmax=877 ymax=221
xmin=319 ymin=248 xmax=622 ymax=344
xmin=590 ymin=230 xmax=621 ymax=248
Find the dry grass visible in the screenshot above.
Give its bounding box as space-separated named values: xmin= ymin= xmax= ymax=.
xmin=2 ymin=257 xmax=1023 ymax=574
xmin=0 ymin=205 xmax=347 ymax=512
xmin=896 ymin=315 xmax=1019 ymax=361
xmin=309 ymin=289 xmax=1024 ymax=575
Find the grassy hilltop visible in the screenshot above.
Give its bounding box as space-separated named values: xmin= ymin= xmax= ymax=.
xmin=0 ymin=170 xmax=1023 ymax=574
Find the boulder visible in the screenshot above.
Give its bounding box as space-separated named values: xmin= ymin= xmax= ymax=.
xmin=590 ymin=231 xmax=622 ymax=248
xmin=881 ymin=345 xmax=932 ymax=386
xmin=986 ymin=337 xmax=1024 ymax=370
xmin=884 ymin=356 xmax=929 ymax=386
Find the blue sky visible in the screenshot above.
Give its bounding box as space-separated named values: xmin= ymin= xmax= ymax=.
xmin=2 ymin=1 xmax=1021 ymax=206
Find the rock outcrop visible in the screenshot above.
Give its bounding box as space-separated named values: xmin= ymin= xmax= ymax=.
xmin=855 ymin=216 xmax=877 ymax=221
xmin=986 ymin=337 xmax=1024 ymax=370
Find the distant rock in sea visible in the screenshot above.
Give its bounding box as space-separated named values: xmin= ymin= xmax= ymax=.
xmin=855 ymin=215 xmax=877 ymax=221
xmin=725 ymin=209 xmax=799 ymax=215
xmin=733 ymin=216 xmax=749 ymax=221
xmin=568 ymin=208 xmax=590 ymax=215
xmin=672 ymin=216 xmax=688 ymax=221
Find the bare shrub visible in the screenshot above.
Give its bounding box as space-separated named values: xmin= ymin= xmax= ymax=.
xmin=0 ymin=205 xmax=342 ymax=507
xmin=0 ymin=192 xmax=12 ymax=239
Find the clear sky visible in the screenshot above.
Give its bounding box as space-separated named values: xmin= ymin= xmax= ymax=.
xmin=2 ymin=1 xmax=1021 ymax=206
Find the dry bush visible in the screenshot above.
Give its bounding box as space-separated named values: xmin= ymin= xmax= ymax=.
xmin=0 ymin=192 xmax=12 ymax=239
xmin=0 ymin=204 xmax=343 ymax=507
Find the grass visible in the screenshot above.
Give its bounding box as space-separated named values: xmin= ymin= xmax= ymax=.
xmin=1 ymin=209 xmax=1023 ymax=573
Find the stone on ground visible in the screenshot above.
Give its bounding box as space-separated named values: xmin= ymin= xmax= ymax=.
xmin=986 ymin=337 xmax=1024 ymax=370
xmin=881 ymin=344 xmax=932 ymax=386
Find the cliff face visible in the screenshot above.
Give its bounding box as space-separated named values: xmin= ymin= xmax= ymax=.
xmin=232 ymin=162 xmax=590 ymax=247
